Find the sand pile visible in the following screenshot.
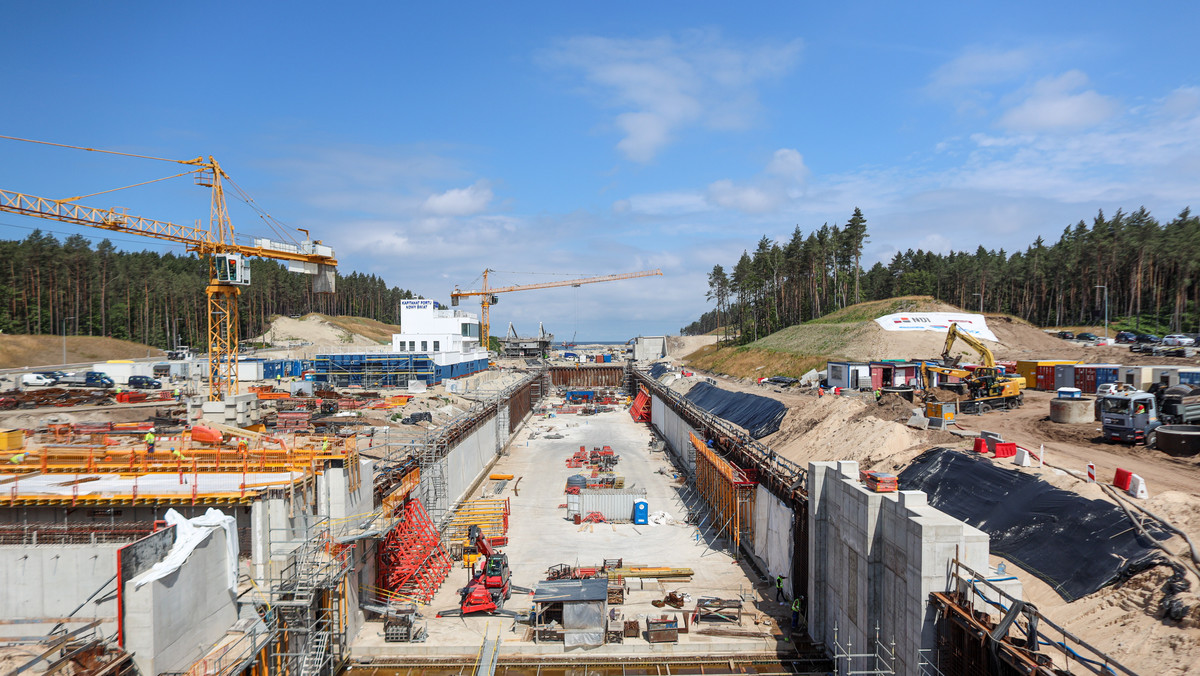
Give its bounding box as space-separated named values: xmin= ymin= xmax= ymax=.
xmin=761 ymin=393 xmax=958 ymax=471
xmin=253 ymin=315 xmax=382 ymax=348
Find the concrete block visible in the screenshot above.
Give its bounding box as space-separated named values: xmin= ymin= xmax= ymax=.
xmin=1013 ymin=447 xmax=1032 ymax=466
xmin=898 ymin=490 xmax=927 ymax=509
xmin=1128 ymin=473 xmax=1149 ymax=499
xmin=906 ymin=415 xmax=929 ymax=430
xmin=927 ymin=417 xmax=946 ymax=431
xmin=837 ymin=460 xmax=859 ymax=479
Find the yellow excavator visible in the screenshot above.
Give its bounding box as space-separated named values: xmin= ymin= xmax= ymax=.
xmin=921 ymin=323 xmax=1023 ymax=413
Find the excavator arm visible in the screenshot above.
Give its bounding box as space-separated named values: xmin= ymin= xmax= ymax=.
xmin=942 ymin=323 xmax=996 ymax=368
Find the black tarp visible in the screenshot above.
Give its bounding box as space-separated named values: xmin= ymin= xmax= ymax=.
xmin=899 ymin=448 xmax=1171 ymax=602
xmin=683 ymin=381 xmax=787 ymax=439
xmin=649 ymin=363 xmax=670 ymax=379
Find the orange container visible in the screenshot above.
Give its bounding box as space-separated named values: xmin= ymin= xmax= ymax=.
xmin=190 ymin=425 xmax=223 ymax=445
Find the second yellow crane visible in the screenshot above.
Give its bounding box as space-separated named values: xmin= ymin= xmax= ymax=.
xmin=450 ymin=269 xmax=663 ymax=346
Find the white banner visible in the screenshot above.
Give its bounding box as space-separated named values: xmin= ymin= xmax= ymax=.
xmin=873 ymin=312 xmax=998 ymax=343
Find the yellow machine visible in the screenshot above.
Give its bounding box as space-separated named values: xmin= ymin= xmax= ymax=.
xmin=922 ymin=323 xmax=1023 ymax=414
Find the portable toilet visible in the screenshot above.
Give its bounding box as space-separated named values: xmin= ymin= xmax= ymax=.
xmin=633 ymin=500 xmax=649 ymax=525
xmin=1054 ymin=364 xmax=1075 ymax=389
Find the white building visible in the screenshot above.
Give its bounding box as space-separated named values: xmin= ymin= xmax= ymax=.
xmin=391 ymin=299 xmax=489 ymax=380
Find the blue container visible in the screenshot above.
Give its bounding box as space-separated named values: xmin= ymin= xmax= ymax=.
xmin=633 ymin=500 xmax=649 ymax=525
xmin=1180 ymin=369 xmax=1200 ymax=386
xmin=604 ymin=354 xmax=612 ymax=363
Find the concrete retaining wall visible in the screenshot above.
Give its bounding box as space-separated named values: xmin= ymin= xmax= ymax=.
xmin=123 ymin=526 xmax=238 ymax=676
xmin=752 ymin=486 xmax=793 ymax=588
xmin=0 ymin=544 xmax=122 ymax=640
xmin=808 ymin=460 xmax=989 ymax=675
xmin=649 ymin=393 xmax=700 ymax=475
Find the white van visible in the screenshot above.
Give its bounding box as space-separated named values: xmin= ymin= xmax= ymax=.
xmin=21 ymin=373 xmax=55 ymax=386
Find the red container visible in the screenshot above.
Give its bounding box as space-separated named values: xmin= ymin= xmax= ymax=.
xmin=973 ymin=438 xmax=988 ymax=453
xmin=1035 ymin=365 xmax=1058 ymax=390
xmin=574 ymin=513 xmax=582 ymax=525
xmin=994 ymin=442 xmax=1017 ymax=458
xmin=1113 ymin=468 xmax=1133 ymax=491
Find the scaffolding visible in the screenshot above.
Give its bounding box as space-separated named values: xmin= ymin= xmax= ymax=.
xmin=264 ymin=516 xmax=355 ymax=676
xmin=377 ymin=498 xmax=452 ymax=604
xmin=832 ymin=624 xmax=897 ymax=676
xmin=690 ymin=432 xmax=756 ymax=554
xmin=314 ymin=352 xmax=435 ymax=389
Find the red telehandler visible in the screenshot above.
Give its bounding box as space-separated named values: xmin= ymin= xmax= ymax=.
xmin=437 ymin=525 xmax=531 ymax=618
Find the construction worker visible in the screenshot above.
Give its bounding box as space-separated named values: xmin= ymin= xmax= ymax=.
xmin=817 ymin=387 xmax=824 ymax=398
xmin=144 ymin=428 xmax=156 ymax=454
xmin=875 ymin=388 xmax=882 ymax=401
xmin=791 ymin=596 xmax=804 ymax=629
xmin=775 ymin=574 xmax=786 ymax=603
xmin=173 ymin=387 xmax=181 ymax=401
xmin=321 ymin=438 xmax=330 ymax=453
xmin=237 ymin=438 xmax=248 ymax=455
xmin=9 ymin=451 xmax=26 ymax=464
xmin=172 ymin=446 xmax=185 ymax=460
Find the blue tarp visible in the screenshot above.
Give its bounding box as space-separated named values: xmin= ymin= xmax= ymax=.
xmin=683 ymin=381 xmax=787 ymax=439
xmin=899 ymin=448 xmax=1172 ymax=602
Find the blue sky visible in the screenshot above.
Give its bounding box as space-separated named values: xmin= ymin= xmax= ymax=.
xmin=1 ymin=3 xmax=1197 ymax=340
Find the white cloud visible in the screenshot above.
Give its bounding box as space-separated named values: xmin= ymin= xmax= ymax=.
xmin=621 ymin=148 xmax=809 ymax=216
xmin=544 ymin=31 xmax=802 ymax=162
xmin=927 ymin=46 xmax=1039 ymax=93
xmin=1160 ymin=86 xmax=1200 ymax=118
xmin=422 ymin=180 xmax=493 ymax=216
xmin=999 ymin=70 xmax=1120 ymax=131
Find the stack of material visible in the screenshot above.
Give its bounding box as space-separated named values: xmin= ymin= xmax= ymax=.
xmin=276 ymin=410 xmax=311 ymax=433
xmin=860 ymin=470 xmax=898 ymax=493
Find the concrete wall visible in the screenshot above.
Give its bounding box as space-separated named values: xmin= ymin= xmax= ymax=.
xmin=0 ymin=544 xmax=123 ymax=640
xmin=633 ymin=336 xmax=667 ymax=361
xmin=123 ymin=526 xmax=238 ymax=676
xmin=421 ymin=417 xmax=500 ymax=510
xmin=751 ymin=485 xmax=793 ymax=588
xmin=808 ymin=460 xmax=989 ymax=675
xmin=321 ymin=459 xmax=377 ymax=528
xmin=649 ymin=393 xmax=699 ymax=475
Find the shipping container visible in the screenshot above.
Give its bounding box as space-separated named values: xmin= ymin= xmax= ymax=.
xmin=1072 ymin=363 xmax=1120 ymax=393
xmin=577 ymin=488 xmax=648 ymax=523
xmin=826 ymin=361 xmax=870 ymax=390
xmin=1120 ymin=366 xmax=1161 ymax=390
xmin=1016 ymin=360 xmax=1078 ymax=390
xmin=1053 ymin=364 xmax=1075 ymax=389
xmin=1180 ymin=369 xmax=1200 ymax=386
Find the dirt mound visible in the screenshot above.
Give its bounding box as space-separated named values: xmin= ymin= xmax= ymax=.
xmin=253 ymin=314 xmax=390 ymax=348
xmin=0 ymin=334 xmax=164 ymax=369
xmin=761 ymin=392 xmax=959 ymax=471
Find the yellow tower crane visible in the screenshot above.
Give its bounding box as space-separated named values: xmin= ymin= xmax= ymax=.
xmin=450 ymin=269 xmax=663 ymax=348
xmin=0 ymin=139 xmax=336 ymax=400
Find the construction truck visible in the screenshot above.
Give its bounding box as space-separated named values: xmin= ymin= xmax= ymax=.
xmin=437 ymin=524 xmax=528 ymax=618
xmin=921 ymin=324 xmax=1023 ymax=414
xmin=1100 ymin=385 xmax=1200 ymax=446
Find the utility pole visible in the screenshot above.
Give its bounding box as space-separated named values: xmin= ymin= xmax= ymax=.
xmin=61 ymin=316 xmax=76 ymax=367
xmin=1095 ymin=285 xmax=1108 ymax=342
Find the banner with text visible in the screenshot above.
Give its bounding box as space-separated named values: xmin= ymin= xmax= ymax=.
xmin=873 ymin=312 xmax=998 ymax=343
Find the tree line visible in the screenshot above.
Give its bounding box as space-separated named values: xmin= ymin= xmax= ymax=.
xmin=0 ymin=231 xmax=418 ymax=348
xmin=684 ymin=206 xmax=1200 ymax=339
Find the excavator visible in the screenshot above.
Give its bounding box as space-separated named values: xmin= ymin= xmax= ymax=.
xmin=921 ymin=323 xmax=1024 ymax=414
xmin=436 ymin=525 xmax=530 ymax=618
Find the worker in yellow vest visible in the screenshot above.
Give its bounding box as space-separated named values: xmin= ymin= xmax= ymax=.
xmin=144 ymin=429 xmax=156 ymax=454
xmin=322 ymin=438 xmax=330 ymax=453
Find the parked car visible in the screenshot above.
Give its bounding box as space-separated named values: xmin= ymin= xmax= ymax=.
xmin=1115 ymin=331 xmax=1138 ymax=344
xmin=1057 ymin=331 xmax=1075 ymax=340
xmin=33 ymin=371 xmax=64 ymax=383
xmin=127 ymin=375 xmax=162 ymax=389
xmin=1076 ymin=332 xmax=1099 ymax=342
xmin=1135 ymin=334 xmax=1160 ymax=344
xmin=1163 ymin=334 xmax=1196 ymax=346
xmin=21 ymin=373 xmax=56 ymax=386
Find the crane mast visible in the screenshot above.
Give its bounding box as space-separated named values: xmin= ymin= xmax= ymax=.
xmin=0 ymin=154 xmax=337 ymax=401
xmin=450 ymin=268 xmax=663 ymax=347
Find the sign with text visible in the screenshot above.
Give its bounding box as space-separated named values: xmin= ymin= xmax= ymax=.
xmin=873 ymin=312 xmax=998 ymax=343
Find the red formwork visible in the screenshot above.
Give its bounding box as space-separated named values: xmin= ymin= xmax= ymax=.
xmin=630 ymin=389 xmax=651 ymax=422
xmin=377 ymin=499 xmax=452 ymax=603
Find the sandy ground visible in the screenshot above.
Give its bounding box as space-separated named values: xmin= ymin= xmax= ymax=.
xmin=253 ymin=315 xmax=383 ymax=350
xmin=668 ymin=335 xmax=719 ymax=360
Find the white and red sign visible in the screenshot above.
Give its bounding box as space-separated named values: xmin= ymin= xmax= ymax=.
xmin=873 ymin=312 xmax=999 ymax=343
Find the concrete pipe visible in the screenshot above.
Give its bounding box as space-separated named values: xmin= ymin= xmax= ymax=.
xmin=1154 ymin=425 xmax=1200 ymax=456
xmin=1050 ymin=397 xmax=1094 ymax=424
xmin=881 ymin=385 xmax=915 ymax=402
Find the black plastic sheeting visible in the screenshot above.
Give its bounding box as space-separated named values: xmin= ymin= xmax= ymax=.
xmin=684 ymin=381 xmax=787 ymax=439
xmin=648 ymin=363 xmax=670 ymax=379
xmin=899 ymin=448 xmax=1172 ymax=602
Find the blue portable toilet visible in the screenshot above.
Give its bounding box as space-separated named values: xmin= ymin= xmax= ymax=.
xmin=633 ymin=500 xmax=649 ymax=525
